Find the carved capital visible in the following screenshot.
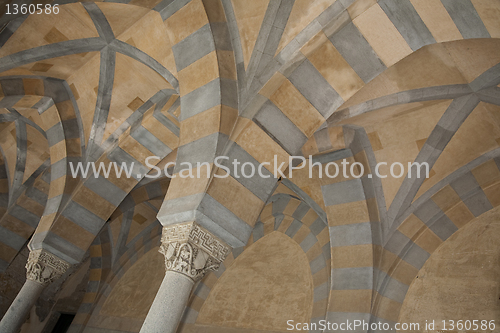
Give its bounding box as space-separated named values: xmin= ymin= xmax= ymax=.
xmin=25 ymin=249 xmax=70 ymax=286
xmin=159 ymin=222 xmax=231 ymax=282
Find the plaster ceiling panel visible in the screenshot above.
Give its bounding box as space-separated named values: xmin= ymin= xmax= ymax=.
xmin=197 ymin=231 xmax=314 ymax=331
xmin=399 ymin=204 xmax=500 ymax=324
xmin=276 ymin=0 xmax=336 ymax=56
xmin=231 ymin=0 xmax=269 ymax=69
xmin=415 ymin=102 xmax=500 ymax=201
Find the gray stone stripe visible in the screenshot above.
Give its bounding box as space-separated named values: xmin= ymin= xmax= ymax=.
xmin=130 ymin=125 xmax=173 ymax=158
xmin=159 ymin=192 xmax=253 ymax=247
xmin=45 ymin=122 xmax=65 ymax=147
xmin=106 ymin=147 xmax=149 ymax=181
xmin=329 ymin=222 xmax=374 ymax=247
xmin=288 ymin=59 xmax=344 ymax=119
xmin=329 ymin=22 xmax=386 ymax=83
xmin=374 ymin=269 xmax=409 ymax=304
xmin=310 ymin=252 xmax=326 ymax=275
xmin=0 ymin=113 xmax=16 ymax=123
xmin=172 ymin=23 xmax=215 ymax=72
xmin=9 ymin=204 xmax=40 ymax=228
xmin=82 ymin=2 xmax=115 ymax=43
xmin=314 ymin=128 xmax=333 ymax=153
xmin=30 ymin=230 xmax=84 ymax=264
xmin=300 ymin=232 xmax=317 ymax=252
xmin=282 ymin=179 xmax=328 ymax=223
xmin=378 ymin=0 xmax=435 ymax=51
xmin=0 ymin=77 xmax=23 ymax=96
xmin=245 ymin=0 xmax=288 ymax=90
xmin=0 ymin=96 xmax=23 ymax=109
xmin=440 ymin=0 xmax=490 ymax=39
xmin=101 ymin=90 xmax=178 ymax=152
xmin=248 ymin=0 xmax=347 ymax=99
xmin=44 ymin=77 xmax=73 ymax=103
xmin=220 ymin=0 xmax=246 ymax=101
xmin=110 ymin=40 xmax=178 ymax=91
xmin=0 ymin=224 xmax=27 ymax=250
xmin=50 ymin=157 xmax=69 ymax=180
xmin=322 ymin=178 xmax=366 ymax=206
xmin=285 ymin=218 xmax=302 ymax=237
xmin=197 ymin=194 xmax=254 ymax=247
xmin=145 ymin=181 xmax=164 ymax=200
xmin=84 ymin=175 xmax=128 ymax=207
xmin=210 ymin=22 xmax=233 ymax=52
xmin=470 ymin=62 xmax=500 ymax=92
xmin=328 ymin=84 xmax=472 ymax=124
xmin=426 ymin=210 xmax=459 ymax=240
xmin=10 ymin=120 xmax=27 ymax=205
xmin=86 ymin=46 xmax=113 ymax=160
xmin=7 ymin=107 xmax=46 ymax=136
xmin=344 ymin=125 xmax=388 ymax=226
xmin=310 ymin=218 xmax=327 ymax=236
xmin=253 ymin=221 xmax=264 ymax=241
xmin=174 ymin=132 xmax=220 ymax=173
xmin=384 ymin=230 xmax=430 ymax=270
xmin=219 ymin=141 xmax=277 ymax=202
xmin=331 ymin=266 xmax=374 ymax=290
xmin=387 ymin=94 xmax=480 ymax=225
xmin=9 ymin=163 xmax=50 ymax=214
xmin=179 ymin=78 xmax=222 ymax=120
xmin=152 ymin=92 xmax=180 ymax=136
xmin=270 ymin=194 xmax=291 ymax=215
xmin=254 ymin=99 xmax=308 ymax=155
xmin=477 ymin=87 xmax=500 ymax=106
xmin=154 ymin=0 xmax=190 ymax=21
xmin=314 ymin=282 xmax=329 ymax=301
xmin=61 ymin=200 xmax=105 ymax=235
xmin=0 ymin=38 xmax=107 ymax=72
xmin=292 ymin=202 xmax=310 ymax=220
xmin=0 ymin=15 xmax=27 ymax=48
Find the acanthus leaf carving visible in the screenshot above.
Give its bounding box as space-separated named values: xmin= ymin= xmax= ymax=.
xmin=25 ymin=249 xmax=70 ymax=286
xmin=159 ymin=222 xmax=230 ymax=282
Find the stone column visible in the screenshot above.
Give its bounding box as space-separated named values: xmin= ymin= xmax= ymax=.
xmin=140 ymin=222 xmax=230 ymax=333
xmin=0 ymin=249 xmax=70 ymax=333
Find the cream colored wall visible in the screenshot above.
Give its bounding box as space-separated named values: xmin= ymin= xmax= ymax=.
xmin=190 ymin=231 xmax=314 ymax=332
xmin=399 ymin=205 xmax=500 ymax=332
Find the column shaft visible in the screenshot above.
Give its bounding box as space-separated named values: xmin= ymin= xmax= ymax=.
xmin=0 ymin=280 xmax=45 ymax=333
xmin=140 ymin=271 xmax=195 ymax=333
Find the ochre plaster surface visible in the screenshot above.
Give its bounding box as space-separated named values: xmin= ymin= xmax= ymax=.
xmin=196 ymin=231 xmax=314 ymax=331
xmin=399 ymin=205 xmax=500 ymax=331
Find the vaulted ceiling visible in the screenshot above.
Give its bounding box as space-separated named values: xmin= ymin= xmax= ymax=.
xmin=0 ymin=0 xmax=499 ymax=330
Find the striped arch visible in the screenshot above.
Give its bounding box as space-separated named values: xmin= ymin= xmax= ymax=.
xmin=313 ymin=130 xmax=383 ymax=323
xmin=0 ymin=165 xmax=50 ymax=270
xmin=179 ymin=193 xmax=331 ymax=328
xmin=157 ymin=0 xmax=280 ymax=250
xmin=0 ymin=77 xmax=84 ymax=263
xmin=70 ymin=201 xmax=165 ymax=333
xmin=0 ymin=76 xmax=178 ymax=270
xmin=241 ymin=0 xmax=500 ymax=159
xmin=304 ymin=48 xmax=500 ymax=327
xmin=371 ymin=149 xmax=500 ymax=324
